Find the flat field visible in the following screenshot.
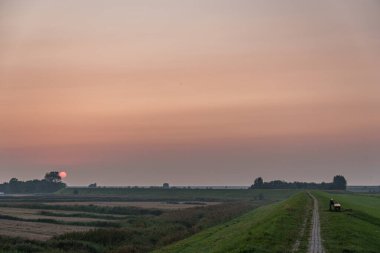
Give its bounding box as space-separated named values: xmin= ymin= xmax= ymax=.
xmin=0 ymin=189 xmax=298 ymax=253
xmin=0 ymin=219 xmax=94 ymax=240
xmin=0 ymin=207 xmax=114 ymax=222
xmin=2 ymin=189 xmax=379 ymax=253
xmin=44 ymin=201 xmax=219 ymax=209
xmin=57 ymin=187 xmax=298 ymax=201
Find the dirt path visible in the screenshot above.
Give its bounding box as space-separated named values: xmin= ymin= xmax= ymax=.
xmin=308 ymin=193 xmax=325 ymax=253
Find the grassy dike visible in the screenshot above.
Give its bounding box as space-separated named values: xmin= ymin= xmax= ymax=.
xmin=313 ymin=191 xmax=380 ymax=253
xmin=155 ymin=192 xmax=312 ymax=253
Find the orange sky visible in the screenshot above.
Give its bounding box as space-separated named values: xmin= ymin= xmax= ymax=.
xmin=1 ymin=0 xmax=380 ymax=185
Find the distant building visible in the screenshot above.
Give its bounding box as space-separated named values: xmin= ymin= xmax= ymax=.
xmin=163 ymin=183 xmax=170 ymax=189
xmin=88 ymin=183 xmax=97 ymax=188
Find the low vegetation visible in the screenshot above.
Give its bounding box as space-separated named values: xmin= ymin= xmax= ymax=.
xmin=57 ymin=187 xmax=298 ymax=201
xmin=38 ymin=211 xmax=123 ymax=220
xmin=0 ymin=202 xmax=253 ymax=252
xmin=314 ymin=191 xmax=380 ymax=253
xmin=0 ymin=213 xmax=120 ymax=228
xmin=155 ymin=192 xmax=312 ymax=253
xmin=0 ymin=203 xmax=163 ymax=216
xmin=0 ymin=189 xmax=298 ymax=253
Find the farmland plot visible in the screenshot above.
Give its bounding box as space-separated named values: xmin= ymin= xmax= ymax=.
xmin=0 ymin=219 xmax=94 ymax=240
xmin=0 ymin=207 xmax=113 ymax=222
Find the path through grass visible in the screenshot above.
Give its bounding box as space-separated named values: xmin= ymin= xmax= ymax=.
xmin=155 ymin=192 xmax=311 ymax=253
xmin=314 ymin=191 xmax=380 ymax=253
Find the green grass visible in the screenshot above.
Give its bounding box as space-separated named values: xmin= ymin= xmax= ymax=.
xmin=313 ymin=191 xmax=380 ymax=253
xmin=155 ymin=192 xmax=311 ymax=253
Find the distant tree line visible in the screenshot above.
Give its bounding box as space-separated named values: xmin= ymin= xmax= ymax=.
xmin=250 ymin=175 xmax=347 ymax=190
xmin=0 ymin=171 xmax=66 ymax=194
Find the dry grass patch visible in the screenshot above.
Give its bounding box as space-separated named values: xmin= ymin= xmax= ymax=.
xmin=0 ymin=207 xmax=112 ymax=222
xmin=0 ymin=219 xmax=94 ymax=240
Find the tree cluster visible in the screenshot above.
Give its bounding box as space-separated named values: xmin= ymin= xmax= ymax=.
xmin=0 ymin=171 xmax=66 ymax=194
xmin=250 ymin=175 xmax=347 ymax=190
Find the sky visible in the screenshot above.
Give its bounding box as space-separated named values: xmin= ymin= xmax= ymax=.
xmin=1 ymin=0 xmax=380 ymax=186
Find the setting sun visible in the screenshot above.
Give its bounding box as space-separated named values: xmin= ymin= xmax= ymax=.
xmin=59 ymin=171 xmax=67 ymax=179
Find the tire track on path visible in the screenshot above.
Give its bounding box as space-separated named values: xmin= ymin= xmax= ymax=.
xmin=308 ymin=192 xmax=325 ymax=253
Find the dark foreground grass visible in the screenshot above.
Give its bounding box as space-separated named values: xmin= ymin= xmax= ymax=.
xmin=314 ymin=191 xmax=380 ymax=253
xmin=155 ymin=192 xmax=311 ymax=253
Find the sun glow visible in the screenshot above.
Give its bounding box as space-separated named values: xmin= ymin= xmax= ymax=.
xmin=59 ymin=171 xmax=67 ymax=179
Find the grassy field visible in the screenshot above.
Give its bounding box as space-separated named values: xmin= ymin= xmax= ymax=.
xmin=155 ymin=192 xmax=312 ymax=253
xmin=314 ymin=191 xmax=380 ymax=253
xmin=2 ymin=189 xmax=379 ymax=252
xmin=57 ymin=187 xmax=298 ymax=201
xmin=0 ymin=189 xmax=298 ymax=253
